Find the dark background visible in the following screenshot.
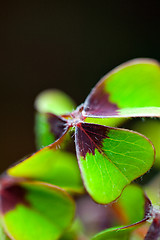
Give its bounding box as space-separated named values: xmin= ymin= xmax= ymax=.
xmin=0 ymin=0 xmax=160 ymax=172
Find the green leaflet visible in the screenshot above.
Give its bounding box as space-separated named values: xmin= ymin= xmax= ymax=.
xmin=106 ymin=60 xmax=160 ymax=109
xmin=35 ymin=89 xmax=75 ymax=149
xmin=1 ymin=181 xmax=75 ymax=240
xmin=77 ymin=126 xmax=155 ymax=204
xmin=7 ymin=145 xmax=83 ymax=194
xmin=83 ymin=59 xmax=160 ymax=118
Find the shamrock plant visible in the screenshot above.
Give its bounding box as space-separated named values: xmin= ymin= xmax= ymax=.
xmin=34 ymin=58 xmax=160 ymax=204
xmin=0 ymin=58 xmax=160 ymax=240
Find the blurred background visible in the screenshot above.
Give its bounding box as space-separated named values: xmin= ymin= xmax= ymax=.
xmin=0 ymin=0 xmax=160 ymax=172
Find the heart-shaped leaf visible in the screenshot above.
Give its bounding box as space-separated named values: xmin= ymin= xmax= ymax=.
xmin=7 ymin=141 xmax=83 ymax=194
xmin=0 ymin=178 xmax=75 ymax=240
xmin=83 ymin=59 xmax=160 ymax=118
xmin=75 ymin=123 xmax=155 ymax=204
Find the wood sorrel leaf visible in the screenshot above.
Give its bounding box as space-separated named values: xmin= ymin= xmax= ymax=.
xmin=0 ymin=178 xmax=75 ymax=240
xmin=7 ymin=140 xmax=83 ymax=194
xmin=75 ymin=123 xmax=155 ymax=204
xmin=35 ymin=89 xmax=75 ymax=149
xmin=83 ymin=59 xmax=160 ymax=118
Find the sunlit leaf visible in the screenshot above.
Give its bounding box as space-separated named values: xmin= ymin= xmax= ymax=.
xmin=7 ymin=141 xmax=83 ymax=194
xmin=0 ymin=179 xmax=75 ymax=240
xmin=75 ymin=123 xmax=155 ymax=204
xmin=83 ymin=59 xmax=160 ymax=118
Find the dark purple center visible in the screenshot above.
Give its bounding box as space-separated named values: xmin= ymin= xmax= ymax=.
xmin=0 ymin=183 xmax=30 ymax=214
xmin=76 ymin=122 xmax=109 ymax=159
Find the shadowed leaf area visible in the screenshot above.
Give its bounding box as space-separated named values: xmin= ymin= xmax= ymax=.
xmin=0 ymin=184 xmax=29 ymax=214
